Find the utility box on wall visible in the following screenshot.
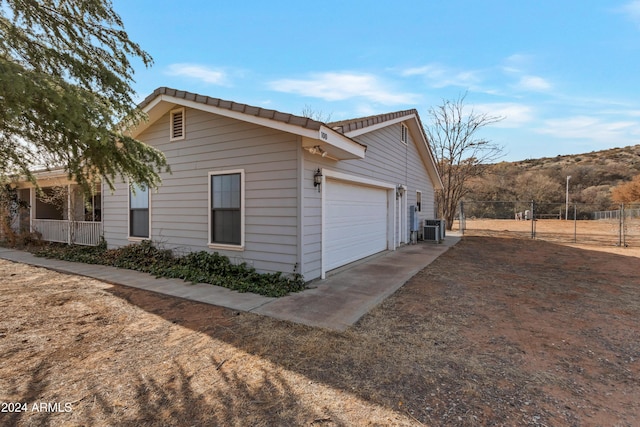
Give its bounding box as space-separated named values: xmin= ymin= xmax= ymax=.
xmin=409 ymin=205 xmax=419 ymax=231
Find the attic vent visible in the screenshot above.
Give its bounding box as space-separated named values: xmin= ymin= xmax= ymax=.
xmin=170 ymin=108 xmax=185 ymax=141
xmin=401 ymin=123 xmax=408 ymax=144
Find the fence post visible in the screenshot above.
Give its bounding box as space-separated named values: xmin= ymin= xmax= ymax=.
xmin=530 ymin=200 xmax=536 ymax=239
xmin=620 ymin=203 xmax=627 ymax=248
xmin=573 ymin=203 xmax=577 ymax=243
xmin=618 ymin=204 xmax=623 ymax=247
xmin=459 ymin=201 xmax=465 ymax=236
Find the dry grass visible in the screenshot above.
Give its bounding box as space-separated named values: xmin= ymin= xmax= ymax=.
xmin=458 ymin=218 xmax=640 ymax=249
xmin=1 ymin=234 xmax=639 ymax=426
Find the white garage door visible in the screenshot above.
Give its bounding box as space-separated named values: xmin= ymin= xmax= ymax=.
xmin=325 ymin=179 xmax=389 ymax=271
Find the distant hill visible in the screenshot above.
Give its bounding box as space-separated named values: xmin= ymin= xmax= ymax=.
xmin=512 ymin=144 xmax=640 ymax=175
xmin=464 ymin=144 xmax=640 ymax=216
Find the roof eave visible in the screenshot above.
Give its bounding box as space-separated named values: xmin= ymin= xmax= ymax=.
xmin=130 ymin=88 xmax=366 ymax=160
xmin=338 ymin=109 xmax=444 ymax=190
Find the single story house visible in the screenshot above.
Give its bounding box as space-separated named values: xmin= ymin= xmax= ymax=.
xmin=13 ymin=87 xmax=443 ymax=281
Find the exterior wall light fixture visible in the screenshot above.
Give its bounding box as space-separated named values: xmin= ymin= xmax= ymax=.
xmin=314 ymin=169 xmax=323 ymax=192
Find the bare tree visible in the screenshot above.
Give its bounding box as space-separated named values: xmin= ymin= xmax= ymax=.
xmin=301 ymin=105 xmax=332 ymax=123
xmin=425 ymin=93 xmax=504 ymax=229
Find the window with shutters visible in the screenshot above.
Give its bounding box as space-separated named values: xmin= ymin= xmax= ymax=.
xmin=170 ymin=108 xmax=185 ymax=141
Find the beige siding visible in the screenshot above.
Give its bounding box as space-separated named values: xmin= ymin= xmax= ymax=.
xmin=103 ymin=107 xmax=300 ymax=275
xmin=102 ymin=180 xmax=129 ymax=248
xmin=302 ymin=121 xmax=437 ymax=280
xmin=102 ymin=106 xmax=438 ymax=281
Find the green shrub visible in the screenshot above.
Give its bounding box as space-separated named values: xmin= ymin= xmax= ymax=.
xmin=33 ymin=240 xmax=305 ymax=297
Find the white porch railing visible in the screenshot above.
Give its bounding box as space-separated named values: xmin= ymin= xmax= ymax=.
xmin=73 ymin=221 xmax=103 ymax=246
xmin=32 ymin=219 xmax=103 ymax=246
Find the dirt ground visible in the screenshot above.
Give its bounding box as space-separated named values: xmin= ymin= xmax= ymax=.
xmin=1 ymin=231 xmax=639 ymax=426
xmin=458 ymin=218 xmax=640 ymax=248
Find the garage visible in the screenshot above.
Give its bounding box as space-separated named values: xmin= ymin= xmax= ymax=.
xmin=324 ymin=178 xmax=390 ymax=271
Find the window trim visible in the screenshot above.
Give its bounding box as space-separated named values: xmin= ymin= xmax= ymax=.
xmin=208 ymin=169 xmax=245 ymax=251
xmin=170 ymin=107 xmax=186 ymax=141
xmin=416 ymin=190 xmax=422 ymax=212
xmin=128 ymin=182 xmax=151 ymax=241
xmin=401 ymin=123 xmax=408 ymax=144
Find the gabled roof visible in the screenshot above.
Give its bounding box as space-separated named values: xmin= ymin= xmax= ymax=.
xmin=132 ymin=87 xmax=366 ymax=160
xmin=131 ymin=88 xmax=442 ymax=188
xmin=329 ymin=110 xmax=418 ymax=134
xmin=332 ymin=109 xmax=444 ymax=190
xmin=139 ymin=87 xmax=326 ymax=132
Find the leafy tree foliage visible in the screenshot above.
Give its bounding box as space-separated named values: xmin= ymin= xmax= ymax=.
xmin=0 ymin=0 xmax=168 ymax=191
xmin=425 ymin=93 xmax=503 ymax=228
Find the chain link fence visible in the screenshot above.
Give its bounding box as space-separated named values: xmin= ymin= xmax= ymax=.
xmin=456 ymin=201 xmax=640 ymax=247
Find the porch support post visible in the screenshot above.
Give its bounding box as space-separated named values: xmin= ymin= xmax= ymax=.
xmin=30 ymin=188 xmax=34 ymax=233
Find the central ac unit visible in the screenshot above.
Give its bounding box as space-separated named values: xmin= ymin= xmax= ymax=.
xmin=423 ymin=219 xmax=446 ymax=243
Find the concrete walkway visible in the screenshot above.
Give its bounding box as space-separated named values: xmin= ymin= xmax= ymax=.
xmin=0 ymin=235 xmax=460 ymax=331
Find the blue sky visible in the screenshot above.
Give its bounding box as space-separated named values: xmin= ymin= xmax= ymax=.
xmin=113 ymin=0 xmax=640 ymax=161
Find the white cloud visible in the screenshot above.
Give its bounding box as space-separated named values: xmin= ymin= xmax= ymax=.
xmin=501 ymin=54 xmax=533 ymax=74
xmin=401 ymin=64 xmax=482 ymax=88
xmin=401 ymin=64 xmax=444 ymax=77
xmin=473 ymin=103 xmax=535 ymax=128
xmin=619 ymin=0 xmax=640 ymax=27
xmin=354 ymin=103 xmax=378 ymax=117
xmin=537 ymin=115 xmax=639 ymax=141
xmin=594 ymin=108 xmax=640 ymax=117
xmin=166 ymin=64 xmax=230 ymax=85
xmin=269 ymin=72 xmax=421 ymax=105
xmin=517 ymin=75 xmax=552 ymax=91
xmin=499 ymin=54 xmax=552 ymax=92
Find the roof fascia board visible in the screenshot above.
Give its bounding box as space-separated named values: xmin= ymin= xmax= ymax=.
xmin=406 ymin=119 xmax=444 ymax=190
xmin=343 ymin=111 xmax=443 ymax=190
xmin=15 ymin=172 xmax=75 ymax=188
xmin=318 ymin=125 xmax=366 ymax=158
xmin=160 ymin=95 xmax=319 ymax=138
xmin=127 ymin=95 xmax=172 ymax=138
xmin=323 ymin=169 xmax=396 ymax=189
xmin=137 ymin=93 xmax=366 ymax=159
xmin=142 ymin=94 xmax=164 ymax=114
xmin=342 ymin=114 xmax=414 ymax=138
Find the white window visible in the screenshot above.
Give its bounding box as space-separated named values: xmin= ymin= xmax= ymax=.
xmin=170 ymin=108 xmax=185 ymax=141
xmin=416 ymin=190 xmax=422 ymax=212
xmin=208 ymin=170 xmax=245 ymax=250
xmin=129 ymin=183 xmax=149 ymax=238
xmin=401 ymin=123 xmax=408 ymax=144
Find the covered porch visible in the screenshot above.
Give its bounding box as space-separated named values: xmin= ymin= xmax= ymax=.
xmin=16 ymin=174 xmax=103 ymax=246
